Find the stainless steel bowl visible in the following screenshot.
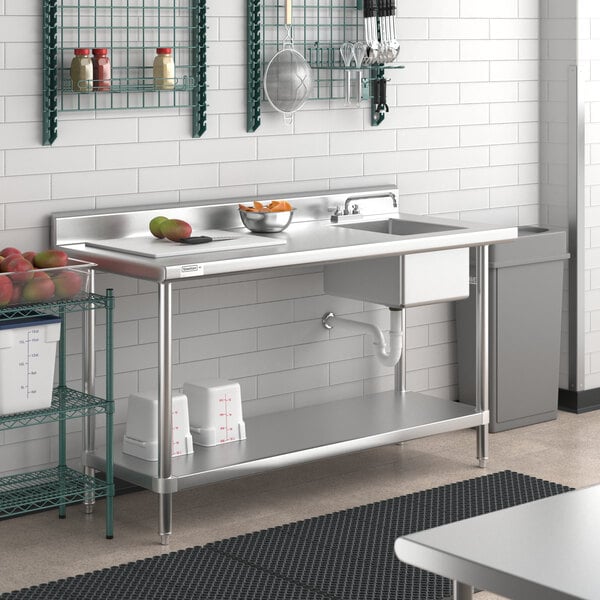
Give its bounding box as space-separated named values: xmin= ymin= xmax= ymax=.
xmin=239 ymin=209 xmax=295 ymax=233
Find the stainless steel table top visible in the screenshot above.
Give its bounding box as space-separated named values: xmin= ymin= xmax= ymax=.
xmin=52 ymin=188 xmax=518 ymax=282
xmin=395 ymin=485 xmax=598 ymax=600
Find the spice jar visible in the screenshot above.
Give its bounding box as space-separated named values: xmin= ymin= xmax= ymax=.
xmin=92 ymin=48 xmax=111 ymax=91
xmin=153 ymin=47 xmax=175 ymax=90
xmin=70 ymin=48 xmax=93 ymax=92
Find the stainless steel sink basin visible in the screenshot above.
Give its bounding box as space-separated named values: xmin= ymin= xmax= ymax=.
xmin=338 ymin=218 xmax=466 ymax=236
xmin=325 ymin=216 xmax=471 ymax=308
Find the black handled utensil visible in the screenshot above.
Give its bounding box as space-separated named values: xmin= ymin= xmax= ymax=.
xmin=178 ymin=236 xmax=237 ymax=244
xmin=374 ymin=78 xmax=389 ymax=117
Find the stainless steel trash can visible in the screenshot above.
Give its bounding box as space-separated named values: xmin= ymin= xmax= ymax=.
xmin=456 ymin=226 xmax=569 ymax=432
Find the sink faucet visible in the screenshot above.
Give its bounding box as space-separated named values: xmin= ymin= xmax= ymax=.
xmin=332 ymin=192 xmax=398 ymax=223
xmin=343 ymin=191 xmax=397 ymax=215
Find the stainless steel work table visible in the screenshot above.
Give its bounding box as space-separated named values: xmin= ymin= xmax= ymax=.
xmin=395 ymin=485 xmax=596 ymax=600
xmin=52 ymin=187 xmax=518 ymax=544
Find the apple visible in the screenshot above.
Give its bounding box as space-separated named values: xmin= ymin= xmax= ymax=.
xmin=1 ymin=256 xmax=33 ymax=283
xmin=160 ymin=219 xmax=192 ymax=242
xmin=22 ymin=272 xmax=55 ymax=302
xmin=9 ymin=283 xmax=22 ymax=305
xmin=33 ymin=250 xmax=69 ymax=269
xmin=149 ymin=216 xmax=168 ymax=239
xmin=0 ymin=247 xmax=20 ymax=258
xmin=53 ymin=270 xmax=83 ymax=299
xmin=0 ymin=275 xmax=13 ymax=306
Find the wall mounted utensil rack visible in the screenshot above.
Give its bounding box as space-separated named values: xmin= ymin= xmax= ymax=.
xmin=43 ymin=0 xmax=207 ymax=145
xmin=247 ymin=0 xmax=404 ymax=132
xmin=0 ymin=290 xmax=114 ymax=539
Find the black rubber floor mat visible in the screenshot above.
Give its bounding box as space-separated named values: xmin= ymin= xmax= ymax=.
xmin=1 ymin=547 xmax=328 ymax=600
xmin=2 ymin=471 xmax=573 ymax=600
xmin=209 ymin=470 xmax=573 ymax=600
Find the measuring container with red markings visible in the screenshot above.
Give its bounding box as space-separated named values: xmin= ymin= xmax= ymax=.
xmin=123 ymin=391 xmax=194 ymax=461
xmin=184 ymin=380 xmax=246 ymax=447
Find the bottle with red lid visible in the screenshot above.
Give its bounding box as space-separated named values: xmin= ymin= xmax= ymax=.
xmin=153 ymin=47 xmax=175 ymax=90
xmin=92 ymin=48 xmax=111 ymax=91
xmin=70 ymin=48 xmax=93 ymax=92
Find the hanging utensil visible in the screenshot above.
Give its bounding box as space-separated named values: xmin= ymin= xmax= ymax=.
xmin=364 ymin=0 xmax=379 ymax=64
xmin=386 ymin=0 xmax=400 ymax=62
xmin=340 ymin=42 xmax=354 ymax=104
xmin=377 ymin=0 xmax=389 ymax=62
xmin=378 ymin=0 xmax=392 ymax=63
xmin=374 ymin=77 xmax=389 ymax=120
xmin=352 ymin=42 xmax=367 ymax=104
xmin=263 ymin=0 xmax=313 ymax=123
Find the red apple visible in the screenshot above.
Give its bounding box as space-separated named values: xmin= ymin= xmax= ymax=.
xmin=22 ymin=272 xmax=55 ymax=302
xmin=0 ymin=255 xmax=22 ymax=272
xmin=9 ymin=283 xmax=22 ymax=305
xmin=1 ymin=256 xmax=34 ymax=283
xmin=53 ymin=270 xmax=83 ymax=299
xmin=0 ymin=247 xmax=20 ymax=258
xmin=22 ymin=251 xmax=36 ymax=264
xmin=0 ymin=275 xmax=13 ymax=306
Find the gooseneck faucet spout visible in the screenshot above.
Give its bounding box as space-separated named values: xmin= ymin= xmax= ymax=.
xmin=343 ymin=191 xmax=397 ymax=215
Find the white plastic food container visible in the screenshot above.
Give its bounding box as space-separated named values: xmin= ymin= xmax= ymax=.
xmin=122 ymin=391 xmax=194 ymax=461
xmin=0 ymin=313 xmax=61 ymax=415
xmin=184 ymin=379 xmax=246 ymax=447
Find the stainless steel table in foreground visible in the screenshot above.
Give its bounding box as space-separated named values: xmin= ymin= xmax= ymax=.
xmin=53 ymin=187 xmax=517 ymax=544
xmin=395 ymin=485 xmax=598 ymax=600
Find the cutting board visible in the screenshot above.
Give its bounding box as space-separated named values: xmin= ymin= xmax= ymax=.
xmin=86 ymin=230 xmax=286 ymax=258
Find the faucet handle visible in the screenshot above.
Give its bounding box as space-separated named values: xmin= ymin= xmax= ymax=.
xmin=351 ymin=204 xmax=360 ymax=215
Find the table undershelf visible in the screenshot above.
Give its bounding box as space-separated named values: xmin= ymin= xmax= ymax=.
xmin=86 ymin=390 xmax=487 ymax=494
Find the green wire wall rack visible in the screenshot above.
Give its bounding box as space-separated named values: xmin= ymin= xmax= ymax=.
xmin=247 ymin=0 xmax=404 ymax=132
xmin=43 ymin=0 xmax=207 ymax=145
xmin=0 ymin=291 xmax=115 ymax=539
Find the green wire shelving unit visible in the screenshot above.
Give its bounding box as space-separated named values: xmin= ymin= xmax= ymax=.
xmin=0 ymin=290 xmax=115 ymax=539
xmin=247 ymin=0 xmax=404 ymax=132
xmin=43 ymin=0 xmax=207 ymax=145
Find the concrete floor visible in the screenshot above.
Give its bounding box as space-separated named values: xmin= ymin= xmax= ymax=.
xmin=1 ymin=409 xmax=599 ymax=598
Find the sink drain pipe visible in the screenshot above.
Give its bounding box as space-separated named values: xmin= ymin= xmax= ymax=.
xmin=322 ymin=309 xmax=403 ymax=367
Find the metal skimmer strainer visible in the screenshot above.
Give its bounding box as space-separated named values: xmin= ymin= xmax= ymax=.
xmin=263 ymin=0 xmax=313 ymax=123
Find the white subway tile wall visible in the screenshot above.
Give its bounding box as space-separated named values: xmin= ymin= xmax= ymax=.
xmin=0 ymin=0 xmax=541 ymax=475
xmin=580 ymin=0 xmax=600 ymax=389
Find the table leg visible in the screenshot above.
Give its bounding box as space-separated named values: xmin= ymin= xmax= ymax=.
xmin=394 ymin=308 xmax=407 ymax=393
xmin=158 ymin=281 xmax=173 ymax=545
xmin=453 ymin=581 xmax=474 ymax=600
xmin=104 ymin=289 xmax=115 ymax=539
xmin=83 ymin=269 xmax=96 ymax=514
xmin=475 ymin=245 xmax=489 ymax=468
xmin=394 ymin=308 xmax=407 ymax=447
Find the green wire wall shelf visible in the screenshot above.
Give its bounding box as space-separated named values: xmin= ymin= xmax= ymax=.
xmin=43 ymin=0 xmax=207 ymax=145
xmin=0 ymin=290 xmax=115 ymax=539
xmin=247 ymin=0 xmax=404 ymax=132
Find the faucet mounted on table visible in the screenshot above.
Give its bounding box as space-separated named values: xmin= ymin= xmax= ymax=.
xmin=331 ymin=192 xmax=398 ymax=223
